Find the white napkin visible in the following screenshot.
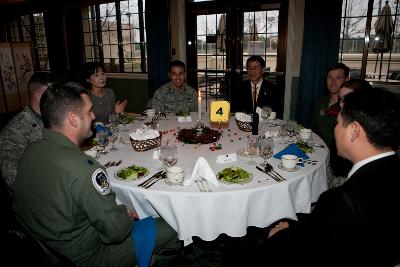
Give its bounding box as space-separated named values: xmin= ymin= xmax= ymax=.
xmin=264 ymin=131 xmax=279 ymax=138
xmin=256 ymin=106 xmax=262 ymax=120
xmin=235 ymin=112 xmax=251 ymax=122
xmin=177 ymin=116 xmax=192 ymax=122
xmin=129 ymin=128 xmax=160 ymax=140
xmin=183 ymin=157 xmax=219 ymax=186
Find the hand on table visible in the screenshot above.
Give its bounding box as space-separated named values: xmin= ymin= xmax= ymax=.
xmin=268 ymin=221 xmax=289 ymax=238
xmin=127 ymin=208 xmax=139 ymax=220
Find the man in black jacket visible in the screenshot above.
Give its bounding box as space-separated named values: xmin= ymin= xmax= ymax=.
xmin=224 ymin=88 xmax=400 ymax=267
xmin=231 ymin=55 xmax=283 ymax=118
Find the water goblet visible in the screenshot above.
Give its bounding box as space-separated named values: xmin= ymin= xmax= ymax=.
xmin=109 ymin=113 xmax=118 ymax=129
xmin=118 ymin=112 xmax=128 ymax=131
xmin=109 ymin=128 xmax=119 ymax=151
xmin=246 ymin=136 xmax=260 ymax=165
xmin=259 ymin=137 xmax=274 ymax=168
xmin=96 ymin=131 xmax=109 ymax=155
xmin=160 ymin=143 xmax=178 ymax=169
xmin=261 ymin=106 xmax=272 ymax=128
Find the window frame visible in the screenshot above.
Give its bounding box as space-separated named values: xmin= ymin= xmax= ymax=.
xmin=81 ymin=0 xmax=147 ymax=74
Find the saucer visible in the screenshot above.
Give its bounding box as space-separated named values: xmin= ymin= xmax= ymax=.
xmin=278 ymin=163 xmax=299 ymax=172
xmin=165 ymin=179 xmax=183 ymax=186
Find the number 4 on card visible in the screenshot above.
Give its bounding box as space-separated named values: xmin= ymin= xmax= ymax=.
xmin=210 ymin=101 xmax=230 ymax=124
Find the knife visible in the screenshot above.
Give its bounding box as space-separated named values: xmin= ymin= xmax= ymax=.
xmin=256 ymin=166 xmax=280 ymax=182
xmin=138 ymin=171 xmax=163 ymax=187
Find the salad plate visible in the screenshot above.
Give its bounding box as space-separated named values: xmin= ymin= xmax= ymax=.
xmin=114 ymin=164 xmax=150 ymax=181
xmin=217 ymin=167 xmax=253 ymax=185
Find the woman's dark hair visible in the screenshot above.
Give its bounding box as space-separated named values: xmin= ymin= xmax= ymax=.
xmin=340 ymin=79 xmax=372 ymax=92
xmin=81 ymin=62 xmax=105 ymax=89
xmin=40 ymin=82 xmax=88 ymax=129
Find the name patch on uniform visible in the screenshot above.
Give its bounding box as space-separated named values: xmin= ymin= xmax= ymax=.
xmin=91 ymin=168 xmax=111 ymax=195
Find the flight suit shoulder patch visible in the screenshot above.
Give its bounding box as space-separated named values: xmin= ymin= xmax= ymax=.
xmin=91 ymin=168 xmax=111 ymax=195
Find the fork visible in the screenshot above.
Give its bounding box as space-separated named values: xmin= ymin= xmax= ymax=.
xmin=199 ymin=177 xmax=212 ymax=192
xmin=195 ymin=179 xmax=205 ymax=192
xmin=143 ymin=173 xmax=166 ymax=189
xmin=265 ymin=163 xmax=286 ymax=181
xmin=138 ymin=171 xmax=163 ymax=188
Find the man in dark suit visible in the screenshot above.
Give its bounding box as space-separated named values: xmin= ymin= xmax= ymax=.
xmin=223 ymin=88 xmax=400 ymax=267
xmin=231 ymin=55 xmax=283 ymax=118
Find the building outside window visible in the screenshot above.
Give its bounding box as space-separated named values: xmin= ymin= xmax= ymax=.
xmin=6 ymin=13 xmax=50 ymax=71
xmin=339 ymin=0 xmax=400 ymax=82
xmin=81 ymin=0 xmax=147 ymax=73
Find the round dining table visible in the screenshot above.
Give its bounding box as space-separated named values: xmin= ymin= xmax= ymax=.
xmin=98 ymin=113 xmax=329 ymax=246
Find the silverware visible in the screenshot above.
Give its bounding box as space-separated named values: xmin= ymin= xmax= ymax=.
xmin=195 ymin=179 xmax=205 ymax=192
xmin=256 ymin=166 xmax=281 ymax=182
xmin=265 ymin=163 xmax=286 ymax=181
xmin=199 ymin=177 xmax=212 ymax=192
xmin=138 ymin=171 xmax=163 ymax=187
xmin=114 ymin=160 xmax=122 ymax=166
xmin=144 ymin=172 xmax=166 ymax=189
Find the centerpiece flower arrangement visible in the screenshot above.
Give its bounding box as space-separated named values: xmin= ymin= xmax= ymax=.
xmin=177 ymin=126 xmax=221 ymax=144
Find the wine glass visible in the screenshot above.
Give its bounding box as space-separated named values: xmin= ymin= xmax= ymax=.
xmin=259 ymin=137 xmax=274 ymax=167
xmin=109 ymin=113 xmax=118 ymax=129
xmin=160 ymin=143 xmax=178 ymax=169
xmin=118 ymin=112 xmax=128 ymax=131
xmin=260 ymin=106 xmax=272 ymax=131
xmin=246 ymin=137 xmax=260 ymax=165
xmin=96 ymin=131 xmax=109 ymax=155
xmin=109 ymin=128 xmax=119 ymax=151
xmin=286 ymin=121 xmax=298 ymax=144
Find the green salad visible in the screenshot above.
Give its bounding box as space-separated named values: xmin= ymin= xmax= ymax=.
xmin=296 ymin=141 xmax=314 ymax=154
xmin=217 ymin=167 xmax=252 ymax=184
xmin=116 ymin=164 xmax=149 ymax=180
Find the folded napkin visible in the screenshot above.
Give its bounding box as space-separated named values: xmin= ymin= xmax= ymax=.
xmin=183 ymin=157 xmax=219 ymax=186
xmin=129 ymin=128 xmax=160 ymax=141
xmin=131 ymin=216 xmax=156 ymax=267
xmin=94 ymin=122 xmax=112 ymax=135
xmin=264 ymin=131 xmax=279 ymax=138
xmin=177 ymin=116 xmax=192 ymax=122
xmin=273 ymin=144 xmax=309 ymax=166
xmin=235 ymin=112 xmax=251 ymax=122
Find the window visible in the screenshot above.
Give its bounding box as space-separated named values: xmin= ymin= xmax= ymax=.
xmin=6 ymin=13 xmax=50 ymax=71
xmin=339 ymin=0 xmax=400 ymax=82
xmin=81 ymin=0 xmax=147 ymax=73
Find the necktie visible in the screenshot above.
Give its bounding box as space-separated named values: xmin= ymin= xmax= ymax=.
xmin=253 ymin=85 xmax=258 ymax=111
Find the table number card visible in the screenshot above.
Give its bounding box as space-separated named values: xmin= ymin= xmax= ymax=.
xmin=209 ymin=100 xmax=230 ymax=128
xmin=216 ymin=153 xmax=237 ymax=164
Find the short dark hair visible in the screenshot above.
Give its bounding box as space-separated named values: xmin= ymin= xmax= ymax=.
xmin=341 ymin=89 xmax=400 ymax=151
xmin=340 ymin=79 xmax=372 ymax=92
xmin=81 ymin=62 xmax=105 ymax=89
xmin=327 ymin=63 xmax=350 ymax=78
xmin=169 ymin=60 xmax=186 ymax=73
xmin=28 ymin=72 xmax=55 ymax=98
xmin=246 ymin=56 xmax=266 ymax=68
xmin=40 ymin=82 xmax=89 ymax=129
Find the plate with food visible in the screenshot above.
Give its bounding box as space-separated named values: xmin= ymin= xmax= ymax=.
xmin=114 ymin=164 xmax=150 ymax=181
xmin=296 ymin=141 xmax=314 ymax=154
xmin=217 ymin=167 xmax=253 ymax=185
xmin=175 ymin=111 xmax=191 ymax=117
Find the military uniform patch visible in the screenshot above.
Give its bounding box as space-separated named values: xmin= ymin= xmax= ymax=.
xmin=91 ymin=168 xmax=111 ymax=195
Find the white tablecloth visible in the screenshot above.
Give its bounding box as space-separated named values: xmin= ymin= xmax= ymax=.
xmin=100 ymin=113 xmax=329 ymax=246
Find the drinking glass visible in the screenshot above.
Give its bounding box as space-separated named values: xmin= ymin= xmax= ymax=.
xmin=259 ymin=137 xmax=274 ymax=167
xmin=160 ymin=143 xmax=178 ymax=169
xmin=109 ymin=128 xmax=119 ymax=151
xmin=109 ymin=113 xmax=118 ymax=129
xmin=118 ymin=112 xmax=128 ymax=131
xmin=246 ymin=137 xmax=260 ymax=165
xmin=260 ymin=106 xmax=272 ymax=131
xmin=286 ymin=121 xmax=298 ymax=144
xmin=96 ymin=131 xmax=109 ymax=155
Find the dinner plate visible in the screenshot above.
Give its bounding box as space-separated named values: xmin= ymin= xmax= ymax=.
xmin=217 ymin=167 xmax=253 ymax=185
xmin=114 ymin=164 xmax=151 ymax=181
xmin=277 ymin=163 xmax=299 ymax=172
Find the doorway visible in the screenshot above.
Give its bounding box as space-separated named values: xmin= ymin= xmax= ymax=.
xmin=186 ymin=0 xmax=288 ymax=114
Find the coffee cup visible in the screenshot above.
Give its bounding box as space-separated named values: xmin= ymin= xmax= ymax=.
xmin=166 ymin=166 xmax=184 ymax=185
xmin=145 ymin=109 xmax=156 ymax=118
xmin=269 ymin=111 xmax=277 ymax=120
xmin=299 ymin=128 xmax=312 ymax=142
xmin=281 ymin=154 xmax=303 ymax=170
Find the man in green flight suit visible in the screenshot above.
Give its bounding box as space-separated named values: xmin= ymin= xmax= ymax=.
xmin=13 ymin=82 xmax=180 ymax=266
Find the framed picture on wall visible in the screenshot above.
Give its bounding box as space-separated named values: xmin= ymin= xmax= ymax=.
xmin=12 ymin=42 xmax=34 ymax=107
xmin=0 ymin=42 xmax=20 ymax=112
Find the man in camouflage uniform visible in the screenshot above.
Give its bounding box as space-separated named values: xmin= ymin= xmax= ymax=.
xmin=148 ymin=60 xmax=198 ymax=114
xmin=0 ymin=72 xmax=53 ymax=191
xmin=13 ymin=82 xmax=180 ymax=266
